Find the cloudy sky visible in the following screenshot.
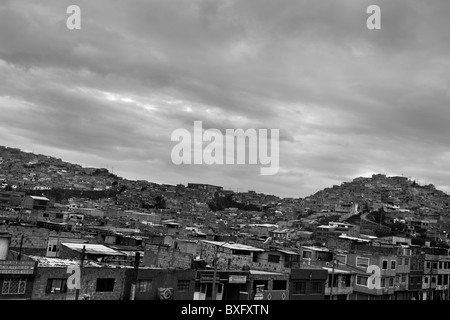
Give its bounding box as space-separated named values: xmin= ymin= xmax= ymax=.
xmin=0 ymin=0 xmax=449 ymax=198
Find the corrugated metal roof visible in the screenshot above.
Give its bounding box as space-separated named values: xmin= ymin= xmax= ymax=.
xmin=249 ymin=270 xmax=285 ymax=276
xmin=61 ymin=243 xmax=126 ymax=256
xmin=301 ymin=246 xmax=331 ymax=252
xmin=201 ymin=240 xmax=265 ymax=252
xmin=28 ymin=256 xmax=103 ymax=268
xmin=27 ymin=255 xmax=155 ymax=269
xmin=276 ymin=249 xmax=299 ymax=255
xmin=338 ymin=235 xmax=371 ymax=242
xmin=29 ymin=196 xmax=50 ymax=201
xmin=322 ymin=267 xmax=352 ymax=274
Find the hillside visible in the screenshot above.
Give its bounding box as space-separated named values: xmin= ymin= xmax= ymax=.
xmin=1 ymin=145 xmax=450 ymax=226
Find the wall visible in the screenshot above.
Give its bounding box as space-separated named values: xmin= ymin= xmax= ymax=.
xmin=123 ymin=268 xmax=195 ymax=300
xmin=143 ymin=244 xmax=193 ymax=269
xmin=0 ymin=225 xmax=82 ymax=256
xmin=0 ymin=274 xmax=35 ymax=300
xmin=289 ymin=268 xmax=328 ymax=300
xmin=32 ymin=266 xmax=127 ymax=300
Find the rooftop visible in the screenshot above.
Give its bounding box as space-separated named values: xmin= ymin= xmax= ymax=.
xmin=201 ymin=240 xmax=265 ymax=252
xmin=61 ymin=243 xmax=126 ymax=256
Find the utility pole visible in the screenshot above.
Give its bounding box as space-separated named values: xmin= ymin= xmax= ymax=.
xmin=212 ymin=243 xmax=226 ymax=300
xmin=212 ymin=245 xmax=219 ymax=301
xmin=330 ymin=259 xmax=336 ymax=300
xmin=75 ymin=245 xmax=86 ymax=301
xmin=130 ymin=252 xmax=140 ymax=300
xmin=429 ymin=260 xmax=433 ymax=300
xmin=17 ymin=235 xmax=24 ymax=261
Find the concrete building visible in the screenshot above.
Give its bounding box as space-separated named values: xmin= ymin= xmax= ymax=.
xmin=22 ymin=196 xmax=50 ymax=211
xmin=289 ymin=268 xmax=328 ymax=300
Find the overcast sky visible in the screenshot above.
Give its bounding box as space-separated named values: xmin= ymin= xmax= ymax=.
xmin=1 ymin=0 xmax=450 ymax=198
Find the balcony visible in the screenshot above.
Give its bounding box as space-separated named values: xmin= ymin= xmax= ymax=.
xmin=394 ymin=282 xmax=408 ymax=291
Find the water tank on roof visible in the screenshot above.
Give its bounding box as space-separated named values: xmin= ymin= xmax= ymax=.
xmin=0 ymin=233 xmax=11 ymax=260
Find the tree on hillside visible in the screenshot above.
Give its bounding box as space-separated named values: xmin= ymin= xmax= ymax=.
xmin=155 ymin=195 xmax=166 ymax=209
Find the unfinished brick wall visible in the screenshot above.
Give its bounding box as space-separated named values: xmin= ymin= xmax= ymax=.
xmin=198 ymin=242 xmax=253 ymax=270
xmin=0 ymin=225 xmax=82 ymax=255
xmin=143 ymin=244 xmax=192 ymax=269
xmin=32 ymin=266 xmax=127 ymax=300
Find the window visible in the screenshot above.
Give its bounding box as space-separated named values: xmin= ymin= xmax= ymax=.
xmin=424 ymin=277 xmax=429 ymax=284
xmin=272 ymin=280 xmax=287 ymax=290
xmin=2 ymin=279 xmax=27 ymax=295
xmin=426 ymin=262 xmax=431 ymax=269
xmin=380 ymin=278 xmax=385 ymax=288
xmin=177 ymin=280 xmax=190 ymax=292
xmin=46 ymin=278 xmax=67 ymax=294
xmin=268 ymin=254 xmax=280 ymax=264
xmin=96 ymin=278 xmax=115 ymax=292
xmin=389 ymin=278 xmax=394 ymax=287
xmin=439 ymin=262 xmax=443 ymax=269
xmin=382 ymin=260 xmax=388 ymax=270
xmin=432 ymin=277 xmax=436 ymax=284
xmin=356 ymin=276 xmax=368 ymax=286
xmin=302 ymin=251 xmax=312 ymax=259
xmin=401 ymin=274 xmax=407 ymax=283
xmin=56 ymin=213 xmax=64 ymax=219
xmin=292 ymin=281 xmax=306 ymax=294
xmin=310 ymin=281 xmax=322 ymax=294
xmin=328 ymin=274 xmax=338 ymax=288
xmin=433 ymin=262 xmax=438 ymax=270
xmin=398 ymin=258 xmax=403 ymax=266
xmin=445 ymin=275 xmax=449 ymax=285
xmin=356 ymin=257 xmax=369 ymax=268
xmin=344 ymin=275 xmax=351 ymax=287
xmin=404 ymin=258 xmax=409 ymax=266
xmin=390 ymin=260 xmax=396 ymax=270
xmin=336 ymin=254 xmax=347 ymax=264
xmin=438 ymin=275 xmax=443 ymax=286
xmin=137 ymin=280 xmax=152 ymax=293
xmin=43 ymin=213 xmax=49 ymax=218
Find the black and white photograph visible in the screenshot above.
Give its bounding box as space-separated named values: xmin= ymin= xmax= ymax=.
xmin=0 ymin=0 xmax=449 ymax=310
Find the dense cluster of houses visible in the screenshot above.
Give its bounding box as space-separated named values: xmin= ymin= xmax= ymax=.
xmin=1 ymin=221 xmax=450 ymax=300
xmin=1 ymin=146 xmax=450 ymax=300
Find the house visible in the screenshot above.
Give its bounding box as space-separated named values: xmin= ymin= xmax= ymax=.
xmin=58 ymin=243 xmax=131 ymax=265
xmin=0 ymin=233 xmax=37 ymax=300
xmin=289 ymin=268 xmax=328 ymax=300
xmin=346 ymin=249 xmax=398 ymax=300
xmin=254 ymin=248 xmax=300 ymax=272
xmin=198 ymin=240 xmax=265 ymax=271
xmin=193 ymin=269 xmax=289 ymax=301
xmin=324 ymin=265 xmax=354 ymax=300
xmin=123 ymin=268 xmax=196 ymax=300
xmin=0 ymin=191 xmax=25 ymax=208
xmin=299 ymin=246 xmax=333 ymax=267
xmin=22 ymin=196 xmax=50 ymax=211
xmin=409 ymin=249 xmax=425 ymax=300
xmin=26 ymin=255 xmax=127 ymax=300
